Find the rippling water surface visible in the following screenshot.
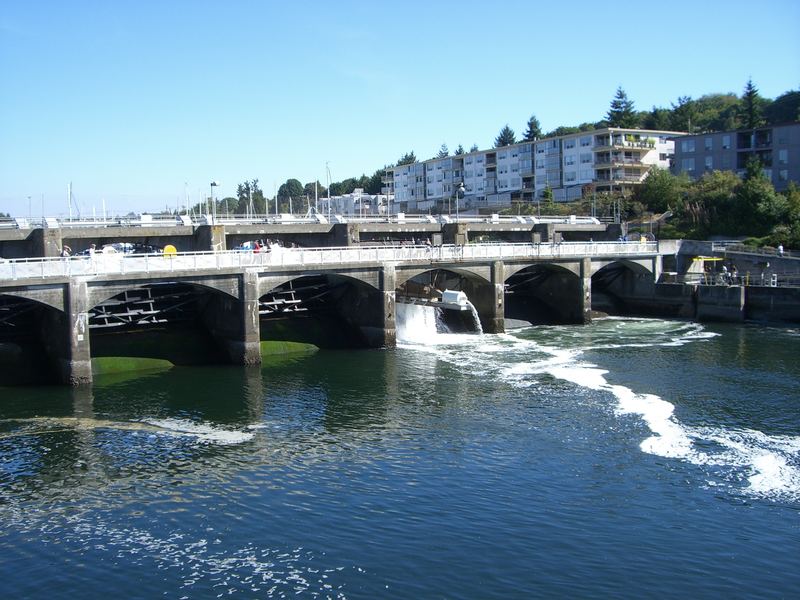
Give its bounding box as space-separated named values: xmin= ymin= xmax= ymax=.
xmin=1 ymin=314 xmax=799 ymax=598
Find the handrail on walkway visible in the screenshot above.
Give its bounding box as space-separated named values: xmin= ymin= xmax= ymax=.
xmin=0 ymin=241 xmax=657 ymax=283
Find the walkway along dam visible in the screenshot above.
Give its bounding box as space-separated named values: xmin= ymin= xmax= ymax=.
xmin=0 ymin=241 xmax=666 ymax=386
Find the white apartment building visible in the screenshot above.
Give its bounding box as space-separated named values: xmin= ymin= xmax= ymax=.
xmin=383 ymin=127 xmax=683 ymax=213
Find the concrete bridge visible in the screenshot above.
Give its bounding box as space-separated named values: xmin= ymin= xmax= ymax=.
xmin=0 ymin=213 xmax=619 ymax=258
xmin=0 ymin=241 xmax=660 ymax=386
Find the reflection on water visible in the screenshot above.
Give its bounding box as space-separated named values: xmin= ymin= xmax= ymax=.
xmin=0 ymin=318 xmax=799 ymax=598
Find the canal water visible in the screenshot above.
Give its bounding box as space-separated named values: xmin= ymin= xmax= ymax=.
xmin=1 ymin=310 xmax=798 ymax=598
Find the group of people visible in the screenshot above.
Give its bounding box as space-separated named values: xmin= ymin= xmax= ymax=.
xmin=720 ymin=264 xmax=740 ymax=285
xmin=60 ymin=243 xmax=96 ymax=257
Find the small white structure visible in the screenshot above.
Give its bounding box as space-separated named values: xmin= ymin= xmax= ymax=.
xmin=440 ymin=289 xmax=469 ymax=311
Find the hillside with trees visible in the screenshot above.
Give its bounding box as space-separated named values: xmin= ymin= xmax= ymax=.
xmin=188 ymin=80 xmax=798 ymax=246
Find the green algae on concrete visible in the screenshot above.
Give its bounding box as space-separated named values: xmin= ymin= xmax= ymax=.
xmin=259 ymin=340 xmax=318 ymax=356
xmin=91 ymin=356 xmax=174 ymax=376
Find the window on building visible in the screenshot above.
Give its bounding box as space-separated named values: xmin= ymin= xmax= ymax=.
xmin=705 ymin=137 xmax=712 ymax=151
xmin=580 ymin=153 xmax=592 ymax=164
xmin=779 ymin=170 xmax=789 ymax=182
xmin=564 ymin=155 xmax=575 ymax=166
xmin=565 ymin=171 xmax=576 ymax=182
xmin=681 ymin=158 xmax=695 ymax=172
xmin=659 ymin=153 xmax=667 ymax=161
xmin=705 ymin=156 xmax=713 ymax=171
xmin=681 ymin=140 xmax=696 ymax=153
xmin=722 ymin=135 xmax=731 ymax=149
xmin=721 ymin=155 xmax=731 ymax=168
xmin=779 ymin=149 xmax=788 ymax=165
xmin=580 ymin=136 xmax=592 ymax=147
xmin=564 ymin=139 xmax=576 ymax=149
xmin=580 ymin=169 xmax=593 ymax=180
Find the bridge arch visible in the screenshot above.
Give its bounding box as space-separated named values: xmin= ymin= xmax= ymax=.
xmin=590 ymin=258 xmax=654 ymax=277
xmin=395 ymin=265 xmax=491 ymax=289
xmin=591 ymin=260 xmax=656 ymax=316
xmin=504 ymin=262 xmax=585 ymax=325
xmin=87 ymin=275 xmax=240 ymax=309
xmin=0 ymin=291 xmax=70 ymax=385
xmin=258 ymin=272 xmax=388 ymax=349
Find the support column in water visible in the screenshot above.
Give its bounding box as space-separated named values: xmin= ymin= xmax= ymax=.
xmin=240 ymin=270 xmax=263 ymax=366
xmin=487 ymin=260 xmax=506 ymax=334
xmin=381 ymin=263 xmax=397 ymax=348
xmin=580 ymin=257 xmax=592 ymax=324
xmin=200 ymin=271 xmax=262 ymax=365
xmin=61 ymin=279 xmax=93 ymax=385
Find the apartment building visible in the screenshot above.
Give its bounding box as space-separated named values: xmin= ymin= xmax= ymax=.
xmin=671 ymin=122 xmax=800 ymax=191
xmin=383 ymin=127 xmax=681 ymax=214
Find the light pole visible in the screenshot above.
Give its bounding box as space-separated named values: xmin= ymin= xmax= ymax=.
xmin=210 ymin=181 xmax=219 ymax=221
xmin=455 ymin=182 xmax=465 ymax=222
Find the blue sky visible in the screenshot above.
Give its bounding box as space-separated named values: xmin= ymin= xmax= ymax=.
xmin=1 ymin=0 xmax=798 ymax=217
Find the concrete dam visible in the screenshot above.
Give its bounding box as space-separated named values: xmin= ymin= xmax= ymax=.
xmin=0 ymin=240 xmax=662 ymax=386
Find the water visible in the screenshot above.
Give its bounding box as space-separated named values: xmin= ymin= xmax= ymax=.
xmin=1 ymin=308 xmax=799 ymax=598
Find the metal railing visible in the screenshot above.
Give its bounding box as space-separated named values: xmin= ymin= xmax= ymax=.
xmin=0 ymin=241 xmax=657 ymax=283
xmin=0 ymin=212 xmax=602 ymax=230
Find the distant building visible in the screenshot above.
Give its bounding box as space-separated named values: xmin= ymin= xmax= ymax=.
xmin=383 ymin=127 xmax=683 ymax=214
xmin=671 ymin=122 xmax=800 ymax=191
xmin=318 ymin=188 xmax=389 ymax=217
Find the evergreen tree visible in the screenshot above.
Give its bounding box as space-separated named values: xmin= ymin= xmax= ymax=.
xmin=642 ymin=106 xmax=671 ymax=130
xmin=545 ymin=126 xmax=581 ymax=138
xmin=437 ymin=143 xmax=449 ymax=158
xmin=470 ymin=144 xmax=479 ymax=152
xmin=522 ymin=114 xmax=542 ymax=141
xmin=606 ymin=86 xmax=638 ymax=127
xmin=396 ymin=151 xmax=417 ymax=165
xmin=494 ymin=124 xmax=516 ymax=147
xmin=740 ymin=78 xmax=764 ymax=129
xmin=454 ymin=144 xmax=465 ymax=155
xmin=669 ymin=96 xmax=698 ymax=132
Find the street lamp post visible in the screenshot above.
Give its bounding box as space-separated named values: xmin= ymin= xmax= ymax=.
xmin=210 ymin=181 xmax=219 ymax=222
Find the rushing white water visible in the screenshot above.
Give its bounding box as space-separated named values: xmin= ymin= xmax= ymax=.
xmin=395 ymin=312 xmax=800 ymax=502
xmin=465 ymin=300 xmax=484 ymax=335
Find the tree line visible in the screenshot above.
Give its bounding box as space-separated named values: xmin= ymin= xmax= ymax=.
xmin=397 ymin=79 xmax=799 ymax=159
xmin=189 ymin=169 xmax=387 ymax=217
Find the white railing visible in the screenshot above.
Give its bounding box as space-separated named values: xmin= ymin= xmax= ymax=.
xmin=0 ymin=242 xmax=657 ymax=283
xmin=1 ymin=213 xmax=602 ymax=229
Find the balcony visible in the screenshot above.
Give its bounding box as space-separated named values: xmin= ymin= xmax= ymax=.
xmin=594 ymin=138 xmax=655 ymax=151
xmin=594 ymin=157 xmax=648 ymax=169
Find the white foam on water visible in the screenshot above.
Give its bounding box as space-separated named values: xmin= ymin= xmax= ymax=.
xmin=397 ymin=311 xmax=800 ymax=502
xmin=143 ymin=418 xmax=254 ymax=446
xmin=0 ymin=417 xmax=254 ymax=447
xmin=396 ymin=303 xmax=482 ymax=346
xmin=533 ymin=332 xmax=800 ymax=502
